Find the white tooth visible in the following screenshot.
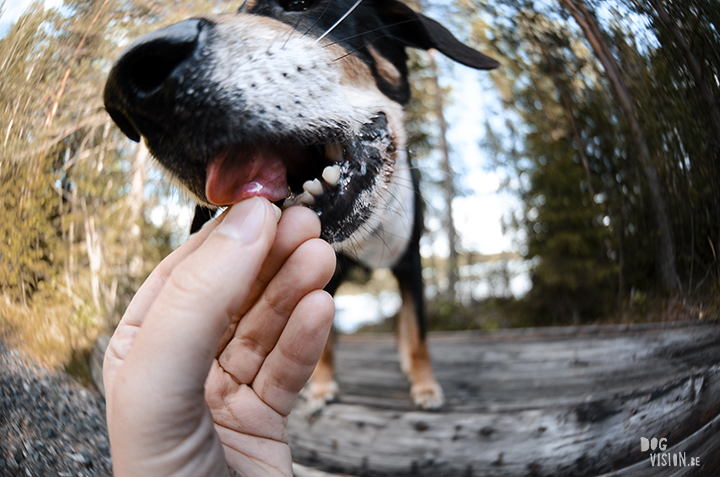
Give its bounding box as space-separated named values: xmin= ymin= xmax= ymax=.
xmin=298 ymin=191 xmax=315 ymax=206
xmin=322 ymin=165 xmax=341 ymax=186
xmin=303 ymin=178 xmax=324 ymax=196
xmin=324 ymin=143 xmax=343 ymax=162
xmin=282 ymin=195 xmax=296 ymax=209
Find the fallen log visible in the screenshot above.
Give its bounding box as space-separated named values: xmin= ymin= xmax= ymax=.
xmin=287 ymin=321 xmax=720 ymax=476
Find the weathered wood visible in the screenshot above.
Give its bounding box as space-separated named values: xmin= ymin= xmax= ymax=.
xmin=293 ymin=462 xmax=353 ymax=477
xmin=287 ymin=321 xmax=720 ymax=476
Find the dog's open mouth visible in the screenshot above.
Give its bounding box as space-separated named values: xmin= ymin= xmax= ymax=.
xmin=205 ymin=141 xmax=344 ymax=208
xmin=205 ymin=113 xmax=393 ymax=239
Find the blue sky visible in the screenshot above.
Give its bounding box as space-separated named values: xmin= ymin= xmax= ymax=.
xmin=0 ymin=0 xmax=63 ymax=37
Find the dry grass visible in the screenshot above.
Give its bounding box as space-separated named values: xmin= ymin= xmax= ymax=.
xmin=0 ymin=297 xmax=101 ymax=384
xmin=595 ymin=293 xmax=719 ymax=326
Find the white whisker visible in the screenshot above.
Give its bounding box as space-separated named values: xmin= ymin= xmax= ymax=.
xmin=314 ymin=0 xmax=363 ymax=44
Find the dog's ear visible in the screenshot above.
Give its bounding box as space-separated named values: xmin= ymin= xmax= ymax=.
xmin=376 ymin=1 xmax=499 ymax=70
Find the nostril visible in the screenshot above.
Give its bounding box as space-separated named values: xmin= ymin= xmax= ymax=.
xmin=126 ymin=48 xmax=190 ymax=95
xmin=114 ymin=18 xmax=204 ymax=96
xmin=106 ymin=107 xmax=141 ymax=142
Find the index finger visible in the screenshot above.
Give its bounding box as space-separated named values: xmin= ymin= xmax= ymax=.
xmin=215 ymin=206 xmax=322 ymax=354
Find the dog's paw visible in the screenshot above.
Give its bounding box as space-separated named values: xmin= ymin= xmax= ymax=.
xmin=301 ymin=379 xmax=339 ymax=413
xmin=411 ymin=380 xmax=444 ymax=410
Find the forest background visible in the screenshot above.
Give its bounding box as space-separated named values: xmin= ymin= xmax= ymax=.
xmin=1 ymin=0 xmax=718 ymax=381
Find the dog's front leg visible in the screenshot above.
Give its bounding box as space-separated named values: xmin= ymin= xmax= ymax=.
xmin=301 ymin=255 xmax=354 ymax=412
xmin=393 ymin=238 xmax=444 ymax=410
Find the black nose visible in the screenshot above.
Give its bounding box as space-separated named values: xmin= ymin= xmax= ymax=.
xmin=104 ymin=18 xmax=205 ymax=142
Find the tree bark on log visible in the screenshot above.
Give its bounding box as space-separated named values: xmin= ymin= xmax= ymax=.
xmin=286 ymin=321 xmax=720 ymax=476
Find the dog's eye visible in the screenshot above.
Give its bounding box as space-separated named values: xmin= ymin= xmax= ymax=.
xmin=280 ymin=0 xmax=311 ymax=11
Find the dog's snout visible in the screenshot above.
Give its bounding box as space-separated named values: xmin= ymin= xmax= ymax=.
xmin=104 ymin=18 xmax=205 ymax=141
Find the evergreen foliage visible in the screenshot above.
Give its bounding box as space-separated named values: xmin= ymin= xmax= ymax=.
xmin=460 ymin=0 xmax=720 ymax=323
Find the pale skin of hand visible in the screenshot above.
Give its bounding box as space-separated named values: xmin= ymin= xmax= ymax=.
xmin=103 ymin=198 xmax=337 ymax=477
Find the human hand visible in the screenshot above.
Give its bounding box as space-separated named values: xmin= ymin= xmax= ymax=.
xmin=103 ymin=198 xmax=336 ymax=477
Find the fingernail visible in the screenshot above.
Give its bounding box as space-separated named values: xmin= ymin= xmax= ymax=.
xmin=271 ymin=203 xmax=282 ymax=222
xmin=218 ymin=198 xmax=266 ymax=244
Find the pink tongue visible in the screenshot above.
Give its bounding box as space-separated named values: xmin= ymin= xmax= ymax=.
xmin=206 ymin=146 xmax=289 ymax=205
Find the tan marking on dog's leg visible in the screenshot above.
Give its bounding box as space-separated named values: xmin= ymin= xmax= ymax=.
xmin=397 ymin=288 xmax=444 ymax=409
xmin=302 ymin=331 xmax=338 ymax=412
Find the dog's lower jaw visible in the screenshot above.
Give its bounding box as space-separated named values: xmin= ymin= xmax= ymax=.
xmin=331 ymin=150 xmax=415 ymax=269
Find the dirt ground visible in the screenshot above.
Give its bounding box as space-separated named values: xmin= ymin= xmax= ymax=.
xmin=0 ymin=341 xmax=111 ymax=477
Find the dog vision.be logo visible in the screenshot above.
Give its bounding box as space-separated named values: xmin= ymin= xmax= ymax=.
xmin=640 ymin=437 xmax=701 ymax=468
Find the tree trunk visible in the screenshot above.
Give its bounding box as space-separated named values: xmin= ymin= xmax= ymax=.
xmin=128 ymin=141 xmax=147 ymax=279
xmin=45 ymin=0 xmax=110 ymax=128
xmin=129 ymin=142 xmax=147 ymax=230
xmin=646 ymin=0 xmax=720 ymax=143
xmin=429 ymin=51 xmax=459 ymax=299
xmin=82 ymin=200 xmax=102 ymax=310
xmin=559 ymin=0 xmax=679 ymax=292
xmin=535 ymin=34 xmax=595 ymax=197
xmin=69 ymin=186 xmax=77 ymax=285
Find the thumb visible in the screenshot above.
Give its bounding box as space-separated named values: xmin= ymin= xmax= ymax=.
xmin=122 ymin=197 xmax=279 ymax=394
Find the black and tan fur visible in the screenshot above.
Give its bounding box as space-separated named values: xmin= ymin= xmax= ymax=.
xmin=103 ymin=0 xmax=498 ymax=410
